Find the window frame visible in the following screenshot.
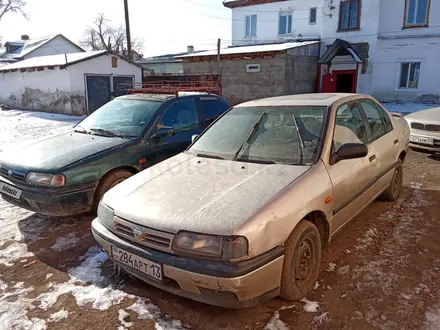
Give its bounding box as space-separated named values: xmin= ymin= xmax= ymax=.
xmin=404 ymin=0 xmax=431 ymax=28
xmin=278 ymin=11 xmax=293 ymax=35
xmin=398 ymin=61 xmax=421 ymax=89
xmin=154 ymin=97 xmax=201 ymax=136
xmin=338 ymin=0 xmax=361 ymax=32
xmin=309 ymin=7 xmax=317 ymax=25
xmin=356 ymin=99 xmax=393 ymax=143
xmin=330 ymin=101 xmax=370 ymax=157
xmin=245 ymin=14 xmax=258 ymax=37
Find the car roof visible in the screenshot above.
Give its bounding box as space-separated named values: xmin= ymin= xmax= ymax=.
xmin=116 ymin=93 xmax=176 ymax=102
xmin=116 ymin=92 xmax=224 ymax=102
xmin=235 ymin=93 xmax=369 ymax=108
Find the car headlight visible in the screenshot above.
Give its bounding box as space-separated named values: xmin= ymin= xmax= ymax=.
xmin=172 ymin=231 xmax=248 ymax=260
xmin=25 ymin=172 xmax=66 ymax=187
xmin=97 ymin=201 xmax=114 ymax=228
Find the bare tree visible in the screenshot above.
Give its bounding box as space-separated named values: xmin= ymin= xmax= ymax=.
xmin=80 ymin=13 xmax=144 ymax=59
xmin=0 ymin=0 xmax=28 ymax=21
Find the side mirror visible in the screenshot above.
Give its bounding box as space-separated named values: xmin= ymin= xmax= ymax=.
xmin=331 ymin=143 xmax=368 ymax=164
xmin=151 ymin=127 xmax=175 ymax=139
xmin=191 ymin=134 xmax=199 ymax=143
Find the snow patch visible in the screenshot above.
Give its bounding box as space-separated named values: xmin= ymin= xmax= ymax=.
xmin=355 ymin=228 xmax=378 ymax=250
xmin=313 ymin=281 xmax=320 ymax=290
xmin=313 ymin=312 xmax=329 ymax=325
xmin=326 ymin=263 xmax=337 ymax=272
xmin=264 ymin=311 xmax=289 ymax=330
xmin=45 ymin=273 xmax=53 ymax=280
xmin=300 ymin=298 xmax=319 ymax=312
xmin=48 ymin=309 xmax=69 ymax=323
xmin=337 ymin=265 xmax=350 ymax=275
xmin=425 ymin=305 xmax=440 ymax=330
xmin=13 ymin=282 xmax=24 ymax=289
xmin=118 ymin=309 xmax=133 ymax=329
xmin=128 ymin=298 xmax=184 ymax=329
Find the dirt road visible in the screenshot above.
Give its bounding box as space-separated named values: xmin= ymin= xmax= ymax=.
xmin=1 ymin=150 xmax=439 ymax=330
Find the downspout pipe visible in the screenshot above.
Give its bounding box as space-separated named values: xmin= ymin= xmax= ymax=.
xmin=378 ymin=33 xmax=440 ymax=40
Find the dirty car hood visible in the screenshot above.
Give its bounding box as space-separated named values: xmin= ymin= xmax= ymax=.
xmin=406 ymin=107 xmax=440 ymax=125
xmin=104 ymin=153 xmax=310 ymax=236
xmin=0 ymin=131 xmax=129 ymax=172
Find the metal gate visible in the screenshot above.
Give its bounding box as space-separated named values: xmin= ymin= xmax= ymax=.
xmin=86 ymin=75 xmax=111 ymax=114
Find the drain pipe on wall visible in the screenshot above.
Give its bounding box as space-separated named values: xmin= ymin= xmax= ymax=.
xmin=378 ymin=33 xmax=440 ymax=40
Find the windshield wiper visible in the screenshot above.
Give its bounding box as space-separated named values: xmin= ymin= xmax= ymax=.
xmin=292 ymin=115 xmax=305 ymax=165
xmin=89 ymin=128 xmax=130 ymax=138
xmin=196 ymin=153 xmax=225 ymax=160
xmin=234 ymin=112 xmax=268 ymax=161
xmin=74 ymin=126 xmax=89 ymax=134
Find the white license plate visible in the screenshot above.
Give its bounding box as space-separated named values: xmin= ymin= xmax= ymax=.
xmin=111 ymin=246 xmax=162 ymax=281
xmin=410 ymin=135 xmax=434 ymax=145
xmin=0 ymin=181 xmax=22 ymax=200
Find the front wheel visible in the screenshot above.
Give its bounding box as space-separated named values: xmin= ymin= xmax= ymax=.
xmin=93 ymin=170 xmax=133 ymax=211
xmin=379 ymin=160 xmax=403 ymax=202
xmin=280 ymin=220 xmax=321 ymax=301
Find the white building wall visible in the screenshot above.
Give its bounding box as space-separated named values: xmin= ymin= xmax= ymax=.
xmin=0 ymin=69 xmax=76 ymax=113
xmin=231 ymin=0 xmax=324 ymax=45
xmin=68 ymin=54 xmax=142 ymax=93
xmin=0 ymin=54 xmax=142 ymax=115
xmin=23 ymin=35 xmax=83 ymax=59
xmin=373 ymin=0 xmax=440 ymax=102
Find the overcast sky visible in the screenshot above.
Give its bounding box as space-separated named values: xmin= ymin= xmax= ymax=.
xmin=0 ymin=0 xmax=232 ymax=57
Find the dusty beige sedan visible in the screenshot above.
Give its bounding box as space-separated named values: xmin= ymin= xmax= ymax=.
xmin=91 ymin=93 xmax=409 ymax=308
xmin=405 ymin=107 xmax=440 ymax=152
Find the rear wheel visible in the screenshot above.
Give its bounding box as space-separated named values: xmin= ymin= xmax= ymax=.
xmin=379 ymin=160 xmax=403 ymax=202
xmin=280 ymin=220 xmax=321 ymax=301
xmin=93 ymin=170 xmax=133 ymax=211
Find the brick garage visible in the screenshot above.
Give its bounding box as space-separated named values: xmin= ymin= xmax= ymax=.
xmin=182 ymin=41 xmax=320 ymax=105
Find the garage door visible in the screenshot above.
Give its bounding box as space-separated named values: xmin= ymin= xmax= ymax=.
xmin=86 ymin=75 xmax=111 ymax=114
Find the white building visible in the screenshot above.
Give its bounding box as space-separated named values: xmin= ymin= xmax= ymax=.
xmin=0 ymin=34 xmax=84 ymax=63
xmin=0 ymin=51 xmax=142 ymax=115
xmin=224 ymin=0 xmax=440 ymax=102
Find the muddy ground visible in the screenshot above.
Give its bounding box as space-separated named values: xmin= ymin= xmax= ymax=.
xmin=1 ymin=150 xmax=439 ymax=330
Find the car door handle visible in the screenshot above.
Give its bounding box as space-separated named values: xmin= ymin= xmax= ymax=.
xmin=394 ymin=139 xmax=399 ymax=145
xmin=369 ymin=155 xmax=376 ymax=162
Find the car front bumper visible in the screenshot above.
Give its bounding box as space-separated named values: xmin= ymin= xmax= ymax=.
xmin=409 ymin=130 xmax=440 ymax=152
xmin=0 ymin=176 xmax=96 ymax=216
xmin=91 ymin=219 xmax=285 ymax=308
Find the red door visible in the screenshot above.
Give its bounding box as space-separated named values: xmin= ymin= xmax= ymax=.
xmin=322 ymin=73 xmax=337 ymax=93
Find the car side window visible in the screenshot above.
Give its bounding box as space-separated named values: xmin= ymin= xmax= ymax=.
xmin=158 ymin=98 xmax=199 ymax=133
xmin=333 ymin=102 xmax=368 ymax=152
xmin=359 ymin=99 xmax=393 ymax=141
xmin=200 ymin=97 xmax=230 ymax=125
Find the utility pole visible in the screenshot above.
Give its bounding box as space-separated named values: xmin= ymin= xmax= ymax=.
xmin=217 ymin=38 xmax=221 ymax=75
xmin=124 ymin=0 xmax=132 ymax=60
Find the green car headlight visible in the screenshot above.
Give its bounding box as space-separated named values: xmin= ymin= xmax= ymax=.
xmin=172 ymin=231 xmax=248 ymax=260
xmin=97 ymin=201 xmax=114 ymax=228
xmin=25 ymin=172 xmax=66 ymax=187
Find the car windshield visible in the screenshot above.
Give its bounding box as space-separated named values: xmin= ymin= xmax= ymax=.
xmin=188 ymin=106 xmax=327 ymax=165
xmin=76 ymin=98 xmax=162 ymax=138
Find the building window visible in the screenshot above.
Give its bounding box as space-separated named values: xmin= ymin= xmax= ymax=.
xmin=338 ymin=0 xmax=361 ymax=31
xmin=279 ymin=11 xmax=293 ymax=35
xmin=399 ymin=62 xmax=421 ymax=89
xmin=245 ymin=15 xmax=257 ymax=37
xmin=309 ymin=7 xmax=317 ymax=24
xmin=404 ymin=0 xmax=430 ymax=27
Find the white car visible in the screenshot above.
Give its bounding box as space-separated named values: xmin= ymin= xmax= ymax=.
xmin=405 ymin=107 xmax=440 ymax=152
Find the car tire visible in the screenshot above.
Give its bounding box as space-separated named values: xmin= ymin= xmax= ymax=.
xmin=379 ymin=160 xmax=403 ymax=202
xmin=279 ymin=220 xmax=321 ymax=301
xmin=93 ymin=169 xmax=133 ymax=211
